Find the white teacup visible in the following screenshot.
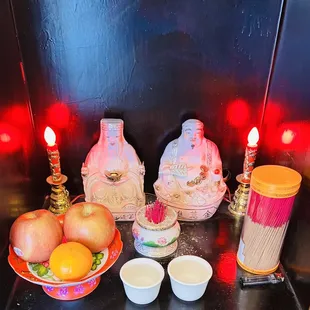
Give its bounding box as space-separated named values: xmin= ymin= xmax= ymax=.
xmin=120 ymin=258 xmax=165 ymax=305
xmin=168 ymin=255 xmax=213 ymax=302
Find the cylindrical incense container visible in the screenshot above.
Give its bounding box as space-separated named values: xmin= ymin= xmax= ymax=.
xmin=237 ymin=165 xmax=302 ymax=275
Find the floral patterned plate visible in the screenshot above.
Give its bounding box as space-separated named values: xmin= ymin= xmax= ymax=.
xmin=8 ymin=229 xmax=123 ymax=300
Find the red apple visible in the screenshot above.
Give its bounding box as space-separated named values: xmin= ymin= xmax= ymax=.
xmin=63 ymin=202 xmax=116 ymax=253
xmin=9 ymin=209 xmax=63 ymax=263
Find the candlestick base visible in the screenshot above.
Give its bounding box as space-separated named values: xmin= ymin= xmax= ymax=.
xmin=46 ymin=174 xmax=71 ymax=215
xmin=228 ymin=174 xmax=250 ymax=217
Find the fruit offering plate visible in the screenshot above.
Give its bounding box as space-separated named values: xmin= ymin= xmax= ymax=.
xmin=8 ymin=229 xmax=123 ymax=301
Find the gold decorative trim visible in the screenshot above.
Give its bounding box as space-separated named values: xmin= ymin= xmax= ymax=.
xmin=187 ymin=165 xmax=208 ymax=187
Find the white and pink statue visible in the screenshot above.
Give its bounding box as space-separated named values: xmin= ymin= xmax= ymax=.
xmin=82 ymin=119 xmax=145 ymax=221
xmin=154 ymin=119 xmax=226 ymax=221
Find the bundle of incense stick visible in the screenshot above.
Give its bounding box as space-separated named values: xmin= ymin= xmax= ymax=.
xmin=145 ymin=200 xmax=167 ymax=224
xmin=240 ymin=191 xmax=295 ymax=271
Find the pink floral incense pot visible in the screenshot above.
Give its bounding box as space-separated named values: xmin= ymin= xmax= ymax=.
xmin=132 ymin=200 xmax=181 ymax=258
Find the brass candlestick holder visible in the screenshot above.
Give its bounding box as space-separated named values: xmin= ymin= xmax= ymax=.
xmin=46 ymin=174 xmax=71 ymax=215
xmin=228 ymin=174 xmax=250 ymax=217
xmin=229 ymin=129 xmax=258 ymax=217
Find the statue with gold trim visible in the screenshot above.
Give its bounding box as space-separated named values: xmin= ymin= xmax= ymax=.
xmin=82 ymin=119 xmax=145 ymax=221
xmin=154 ymin=119 xmax=226 ymax=221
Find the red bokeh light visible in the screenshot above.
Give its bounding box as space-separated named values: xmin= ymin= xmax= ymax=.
xmin=216 ymin=222 xmax=229 ymax=247
xmin=262 ymin=101 xmax=285 ymax=153
xmin=47 ymin=103 xmax=70 ymax=129
xmin=0 ymin=122 xmax=21 ymax=153
xmin=275 ymin=122 xmax=310 ymax=151
xmin=226 ymin=99 xmax=250 ymax=128
xmin=263 ymin=102 xmax=284 ymax=126
xmin=216 ymin=252 xmax=237 ymax=285
xmin=0 ymin=133 xmax=11 ymax=143
xmin=0 ymin=103 xmax=33 ymax=160
xmin=3 ymin=104 xmax=30 ymax=127
xmin=264 ymin=124 xmax=302 ymax=153
xmin=282 ymin=129 xmax=295 ymax=145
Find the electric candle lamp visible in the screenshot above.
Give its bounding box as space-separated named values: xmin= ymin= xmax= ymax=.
xmin=247 ymin=127 xmax=259 ymax=147
xmin=242 ymin=127 xmax=259 ymax=183
xmin=44 ymin=127 xmax=62 ymax=183
xmin=229 ymin=127 xmax=260 ymax=217
xmin=44 ymin=126 xmax=70 ymax=215
xmin=44 ymin=126 xmax=56 ymax=146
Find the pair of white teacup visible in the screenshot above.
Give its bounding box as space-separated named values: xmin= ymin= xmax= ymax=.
xmin=120 ymin=255 xmax=213 ymax=305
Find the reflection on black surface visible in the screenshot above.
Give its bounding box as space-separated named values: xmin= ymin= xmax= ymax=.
xmin=3 ymin=203 xmax=301 ymax=309
xmin=216 ymin=252 xmax=237 ymax=285
xmin=226 ymin=99 xmax=251 ymax=129
xmin=125 ymin=299 xmax=160 ymax=310
xmin=168 ymin=295 xmax=205 ymax=310
xmin=236 ymin=286 xmax=268 ymax=310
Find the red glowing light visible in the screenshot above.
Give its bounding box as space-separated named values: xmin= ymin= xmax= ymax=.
xmin=282 ymin=129 xmax=295 ymax=145
xmin=226 ymin=99 xmax=250 ymax=128
xmin=1 ymin=104 xmax=34 ymax=159
xmin=0 ymin=133 xmax=11 ymax=143
xmin=216 ymin=252 xmax=237 ymax=285
xmin=47 ymin=103 xmax=70 ymax=129
xmin=275 ymin=122 xmax=310 ymax=151
xmin=247 ymin=127 xmax=259 ymax=146
xmin=0 ymin=123 xmax=21 ymax=153
xmin=3 ymin=105 xmax=30 ymax=126
xmin=264 ymin=102 xmax=284 ymax=126
xmin=216 ymin=222 xmax=229 ymax=247
xmin=44 ymin=127 xmax=56 ymax=146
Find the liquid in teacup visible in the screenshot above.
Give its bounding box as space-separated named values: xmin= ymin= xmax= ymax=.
xmin=122 ymin=264 xmax=161 ymax=287
xmin=170 ymin=260 xmax=211 ymax=284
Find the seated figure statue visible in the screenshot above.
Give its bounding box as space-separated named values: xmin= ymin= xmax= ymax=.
xmin=81 ymin=119 xmax=145 ymax=221
xmin=154 ymin=119 xmax=226 ymax=221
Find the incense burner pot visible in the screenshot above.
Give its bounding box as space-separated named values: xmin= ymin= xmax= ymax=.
xmin=132 ymin=205 xmax=180 ymax=258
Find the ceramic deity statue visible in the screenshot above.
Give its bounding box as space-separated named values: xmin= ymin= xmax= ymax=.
xmin=82 ymin=119 xmax=145 ymax=221
xmin=154 ymin=119 xmax=226 ymax=221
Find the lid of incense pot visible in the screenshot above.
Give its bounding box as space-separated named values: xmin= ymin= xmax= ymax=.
xmin=251 ymin=165 xmax=302 ymax=198
xmin=136 ymin=205 xmax=178 ymax=231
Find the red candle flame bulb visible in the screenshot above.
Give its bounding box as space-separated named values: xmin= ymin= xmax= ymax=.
xmin=44 ymin=126 xmax=62 ymax=183
xmin=242 ymin=127 xmax=259 ymax=183
xmin=247 ymin=127 xmax=259 ymax=146
xmin=44 ymin=126 xmax=56 ymax=146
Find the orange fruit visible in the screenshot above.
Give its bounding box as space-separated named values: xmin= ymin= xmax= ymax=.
xmin=49 ymin=242 xmax=92 ymax=281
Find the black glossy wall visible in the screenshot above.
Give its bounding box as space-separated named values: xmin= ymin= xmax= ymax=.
xmin=261 ymin=0 xmax=310 ymax=307
xmin=0 ymin=1 xmax=34 ymax=308
xmin=10 ymin=0 xmax=283 ymax=196
xmin=2 ymin=0 xmax=310 ymax=307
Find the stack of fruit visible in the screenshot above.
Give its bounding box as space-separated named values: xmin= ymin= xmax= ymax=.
xmin=9 ymin=202 xmax=116 ymax=281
